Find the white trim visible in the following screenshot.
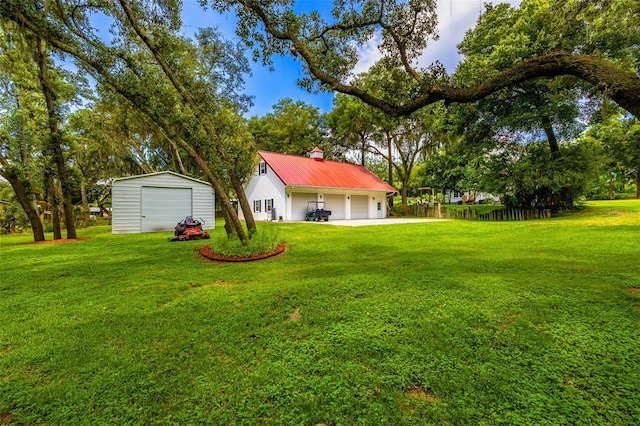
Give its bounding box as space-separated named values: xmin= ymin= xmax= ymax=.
xmin=113 ymin=170 xmax=210 ymax=187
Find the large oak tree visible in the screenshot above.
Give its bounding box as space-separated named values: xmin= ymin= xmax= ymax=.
xmin=213 ymin=0 xmax=640 ymax=119
xmin=1 ymin=0 xmax=259 ymax=244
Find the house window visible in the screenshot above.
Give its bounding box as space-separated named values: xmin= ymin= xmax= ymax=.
xmin=377 ymin=202 xmax=382 ymax=211
xmin=258 ymin=161 xmax=267 ymax=175
xmin=265 ymin=199 xmax=273 ymax=212
xmin=253 ymin=199 xmax=261 ymax=212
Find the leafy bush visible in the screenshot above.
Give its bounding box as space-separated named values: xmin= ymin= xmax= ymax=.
xmin=484 ymin=140 xmax=602 ymax=211
xmin=209 ymin=225 xmax=281 ymax=257
xmin=0 ymin=202 xmax=30 ymax=233
xmin=389 ymin=204 xmax=411 ymax=217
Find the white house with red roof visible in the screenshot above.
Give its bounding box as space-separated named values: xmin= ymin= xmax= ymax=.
xmin=240 ymin=148 xmax=396 ymax=222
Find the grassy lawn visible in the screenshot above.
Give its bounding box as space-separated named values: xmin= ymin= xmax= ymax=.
xmin=1 ymin=200 xmax=639 ymax=424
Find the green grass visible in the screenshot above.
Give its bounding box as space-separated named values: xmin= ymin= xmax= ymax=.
xmin=1 ymin=200 xmax=639 ymax=424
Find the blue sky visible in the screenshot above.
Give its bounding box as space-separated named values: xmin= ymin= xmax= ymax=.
xmin=181 ymin=1 xmax=522 ymax=118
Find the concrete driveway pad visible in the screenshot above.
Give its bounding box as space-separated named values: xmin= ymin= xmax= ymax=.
xmin=300 ymin=218 xmax=446 ymax=226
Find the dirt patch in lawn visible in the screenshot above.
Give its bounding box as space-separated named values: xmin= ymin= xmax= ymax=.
xmin=0 ymin=346 xmax=16 ymax=356
xmin=199 ymin=243 xmax=287 ymax=262
xmin=289 ymin=308 xmax=301 ymax=321
xmin=628 ymin=287 xmax=640 ymax=295
xmin=0 ymin=412 xmax=16 ymax=424
xmin=400 ymin=386 xmax=440 ymax=413
xmin=405 ymin=386 xmax=437 ymax=403
xmin=188 ymin=280 xmax=236 ymax=288
xmin=498 ymin=312 xmax=520 ymax=331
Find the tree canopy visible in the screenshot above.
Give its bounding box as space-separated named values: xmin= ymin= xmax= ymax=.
xmin=248 ymin=98 xmax=326 ymax=156
xmin=212 ymin=0 xmax=640 ymax=119
xmin=1 ymin=0 xmax=260 ymax=244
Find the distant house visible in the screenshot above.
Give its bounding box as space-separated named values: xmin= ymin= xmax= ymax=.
xmin=111 ymin=171 xmax=215 ymax=234
xmin=444 ymin=190 xmax=500 ymax=205
xmin=239 ymin=148 xmax=396 ymax=222
xmin=419 ymin=187 xmax=499 ymax=205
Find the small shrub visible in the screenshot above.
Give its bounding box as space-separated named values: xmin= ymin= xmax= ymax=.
xmin=209 ymin=226 xmax=281 ymax=257
xmin=389 ymin=204 xmax=410 ymax=217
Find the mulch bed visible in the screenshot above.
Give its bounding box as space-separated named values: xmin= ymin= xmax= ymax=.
xmin=26 ymin=238 xmax=90 ymax=245
xmin=199 ymin=243 xmax=287 ymax=262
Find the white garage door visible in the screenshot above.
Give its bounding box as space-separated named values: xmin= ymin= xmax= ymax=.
xmin=141 ymin=186 xmax=192 ymax=232
xmin=324 ymin=194 xmax=346 ymax=220
xmin=351 ymin=195 xmax=369 ymax=219
xmin=291 ymin=192 xmax=318 ymax=221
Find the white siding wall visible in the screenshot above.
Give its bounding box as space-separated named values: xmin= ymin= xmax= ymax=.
xmin=112 ymin=172 xmax=215 ymax=234
xmin=192 ymin=183 xmax=215 ymax=228
xmin=240 ymin=160 xmax=392 ymax=222
xmin=240 ymin=162 xmax=286 ymax=221
xmin=112 ymin=178 xmax=142 ymax=234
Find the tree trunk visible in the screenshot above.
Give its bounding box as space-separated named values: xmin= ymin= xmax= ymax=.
xmin=387 ymin=132 xmax=394 ymax=208
xmin=174 ymin=138 xmax=249 ymax=244
xmin=80 ymin=178 xmax=90 ymax=224
xmin=34 ymin=36 xmax=77 ymax=239
xmin=543 ymin=121 xmax=559 ymax=153
xmin=229 ymin=170 xmax=257 ymax=237
xmin=47 ymin=174 xmax=62 ymax=240
xmin=400 ymin=164 xmax=411 ymax=207
xmin=0 ymin=168 xmax=45 ymax=241
xmin=401 ymin=184 xmax=408 ymax=206
xmin=168 ymin=138 xmax=186 ymax=175
xmin=608 ymin=182 xmax=615 ymax=200
xmin=217 ymin=193 xmax=236 ymax=238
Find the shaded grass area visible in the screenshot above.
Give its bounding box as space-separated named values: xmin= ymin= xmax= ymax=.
xmin=1 ymin=200 xmax=639 ymax=424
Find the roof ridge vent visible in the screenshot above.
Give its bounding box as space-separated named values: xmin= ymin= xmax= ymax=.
xmin=310 ymin=146 xmax=324 ymax=161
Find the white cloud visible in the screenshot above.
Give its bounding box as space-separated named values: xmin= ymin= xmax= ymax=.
xmin=351 ymin=33 xmax=384 ymax=77
xmin=418 ymin=1 xmax=486 ymax=72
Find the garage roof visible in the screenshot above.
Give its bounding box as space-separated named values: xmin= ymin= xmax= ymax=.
xmin=258 ymin=150 xmax=396 ymax=193
xmin=112 ymin=170 xmax=211 ymax=186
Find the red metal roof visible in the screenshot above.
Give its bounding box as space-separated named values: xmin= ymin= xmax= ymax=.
xmin=258 ymin=151 xmax=396 ymax=193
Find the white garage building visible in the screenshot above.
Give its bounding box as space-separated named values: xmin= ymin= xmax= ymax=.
xmin=111 ymin=171 xmax=215 ymax=234
xmin=239 ymin=148 xmax=396 ymax=222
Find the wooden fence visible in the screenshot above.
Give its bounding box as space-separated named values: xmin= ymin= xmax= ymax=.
xmin=409 ymin=204 xmax=552 ymax=221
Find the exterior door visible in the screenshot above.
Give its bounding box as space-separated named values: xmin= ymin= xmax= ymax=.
xmin=291 ymin=192 xmax=318 ymax=221
xmin=377 ymin=200 xmax=385 ymax=218
xmin=323 ymin=194 xmax=346 ymax=220
xmin=141 ymin=186 xmax=192 ymax=232
xmin=351 ymin=195 xmax=369 ymax=219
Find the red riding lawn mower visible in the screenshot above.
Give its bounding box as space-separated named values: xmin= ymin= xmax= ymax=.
xmin=168 ymin=216 xmax=211 ymax=242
